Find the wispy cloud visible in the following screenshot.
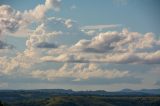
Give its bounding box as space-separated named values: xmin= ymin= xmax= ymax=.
xmin=81 ymin=24 xmax=121 ymax=30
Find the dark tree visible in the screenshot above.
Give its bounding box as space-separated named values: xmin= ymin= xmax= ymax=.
xmin=0 ymin=101 xmax=3 ymax=106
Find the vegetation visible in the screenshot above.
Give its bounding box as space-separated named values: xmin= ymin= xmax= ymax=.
xmin=1 ymin=96 xmax=160 ymax=106
xmin=0 ymin=89 xmax=160 ymax=106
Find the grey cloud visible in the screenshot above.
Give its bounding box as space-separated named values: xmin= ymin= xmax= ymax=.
xmin=36 ymin=42 xmax=58 ymax=48
xmin=74 ymin=31 xmax=122 ymax=53
xmin=0 ymin=5 xmax=22 ymax=35
xmin=73 ymin=29 xmax=160 ymax=54
xmin=0 ymin=40 xmax=13 ymax=49
xmin=47 ymin=29 xmax=158 ymax=64
xmin=0 ymin=18 xmax=19 ymax=33
xmin=83 ymin=47 xmax=114 ymax=53
xmin=26 ymin=23 xmax=62 ymax=49
xmin=42 ymin=51 xmax=160 ymax=64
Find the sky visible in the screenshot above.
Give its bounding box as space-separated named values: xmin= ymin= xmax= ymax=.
xmin=0 ymin=0 xmax=160 ymax=91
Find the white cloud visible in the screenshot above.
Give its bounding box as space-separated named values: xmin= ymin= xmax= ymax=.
xmin=82 ymin=24 xmax=121 ymax=30
xmin=97 ymin=51 xmax=160 ymax=64
xmin=0 ymin=0 xmax=160 ymax=90
xmin=31 ymin=63 xmax=129 ymax=81
xmin=0 ymin=0 xmax=63 ymax=76
xmin=24 ymin=0 xmax=61 ymax=20
xmin=45 ymin=0 xmax=61 ymax=11
xmin=26 ymin=23 xmax=62 ymax=49
xmin=73 ymin=31 xmax=122 ymax=53
xmin=0 ymin=49 xmax=40 ymax=75
xmin=73 ymin=29 xmax=160 ymax=53
xmin=65 ymin=19 xmax=74 ymax=28
xmin=43 ymin=29 xmax=160 ymax=64
xmin=82 ymin=30 xmax=96 ymax=36
xmin=0 ymin=5 xmax=22 ymax=36
xmin=0 ymin=0 xmax=61 ymax=38
xmin=42 ymin=51 xmax=160 ymax=64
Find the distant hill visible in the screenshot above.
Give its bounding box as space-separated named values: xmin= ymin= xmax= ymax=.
xmin=0 ymin=89 xmax=160 ymax=106
xmin=0 ymin=88 xmax=160 ymax=104
xmin=120 ymin=88 xmax=160 ymax=95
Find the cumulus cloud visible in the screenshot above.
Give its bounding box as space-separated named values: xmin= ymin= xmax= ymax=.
xmin=0 ymin=49 xmax=40 ymax=75
xmin=73 ymin=29 xmax=160 ymax=53
xmin=97 ymin=51 xmax=160 ymax=64
xmin=0 ymin=0 xmax=61 ymax=37
xmin=0 ymin=0 xmax=160 ymax=89
xmin=42 ymin=51 xmax=160 ymax=64
xmin=0 ymin=5 xmax=22 ymax=36
xmin=73 ymin=31 xmax=122 ymax=53
xmin=43 ymin=29 xmax=160 ymax=64
xmin=0 ymin=0 xmax=63 ymax=76
xmin=31 ymin=63 xmax=129 ymax=81
xmin=26 ymin=23 xmax=62 ymax=49
xmin=26 ymin=16 xmax=89 ymax=50
xmin=74 ymin=29 xmax=125 ymax=53
xmin=24 ymin=0 xmax=61 ymax=20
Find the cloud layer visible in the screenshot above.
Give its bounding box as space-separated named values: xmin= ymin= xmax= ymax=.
xmin=0 ymin=0 xmax=61 ymax=37
xmin=0 ymin=0 xmax=160 ymax=89
xmin=31 ymin=63 xmax=129 ymax=81
xmin=42 ymin=29 xmax=160 ymax=64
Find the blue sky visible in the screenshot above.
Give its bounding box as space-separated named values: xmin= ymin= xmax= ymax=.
xmin=0 ymin=0 xmax=160 ymax=91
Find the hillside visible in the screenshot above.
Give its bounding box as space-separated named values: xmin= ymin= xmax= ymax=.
xmin=0 ymin=89 xmax=160 ymax=106
xmin=1 ymin=96 xmax=160 ymax=106
xmin=0 ymin=89 xmax=160 ymax=102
